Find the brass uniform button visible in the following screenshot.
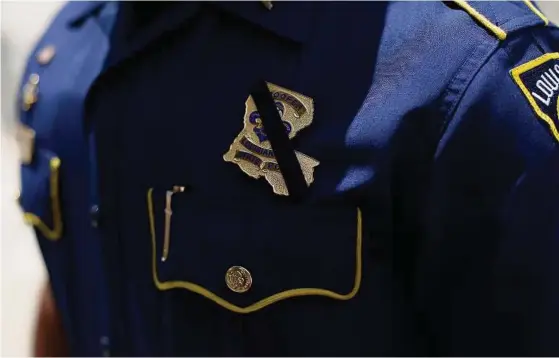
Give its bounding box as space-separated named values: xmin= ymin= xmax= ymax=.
xmin=22 ymin=73 xmax=40 ymax=111
xmin=225 ymin=266 xmax=252 ymax=293
xmin=36 ymin=45 xmax=56 ymax=65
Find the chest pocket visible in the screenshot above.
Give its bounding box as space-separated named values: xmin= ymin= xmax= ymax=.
xmin=146 ymin=188 xmax=363 ymax=313
xmin=20 ymin=148 xmax=63 ymax=241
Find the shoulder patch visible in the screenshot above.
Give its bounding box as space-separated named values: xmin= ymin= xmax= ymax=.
xmin=511 ymin=53 xmax=559 ymax=142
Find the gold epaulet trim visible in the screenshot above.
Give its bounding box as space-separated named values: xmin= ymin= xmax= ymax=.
xmin=523 ymin=0 xmax=549 ymax=26
xmin=452 ymin=0 xmax=507 ymax=41
xmin=23 ymin=157 xmax=63 ymax=241
xmin=147 ymin=188 xmax=362 ymax=314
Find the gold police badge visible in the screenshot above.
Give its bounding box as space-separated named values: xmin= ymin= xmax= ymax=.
xmin=223 ymin=83 xmax=319 ymax=196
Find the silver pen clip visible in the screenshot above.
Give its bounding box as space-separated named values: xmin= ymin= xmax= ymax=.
xmin=162 ymin=185 xmax=185 ymax=262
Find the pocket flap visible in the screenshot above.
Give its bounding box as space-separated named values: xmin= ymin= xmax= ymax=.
xmin=20 ymin=149 xmax=63 ymax=241
xmin=147 ymin=188 xmax=363 ymax=313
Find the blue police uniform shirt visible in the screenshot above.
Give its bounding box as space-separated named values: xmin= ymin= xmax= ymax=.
xmin=19 ymin=1 xmax=559 ymax=356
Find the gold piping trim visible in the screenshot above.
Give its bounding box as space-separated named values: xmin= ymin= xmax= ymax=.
xmin=523 ymin=0 xmax=549 ymax=26
xmin=147 ymin=188 xmax=362 ymax=314
xmin=452 ymin=0 xmax=507 ymax=40
xmin=510 ymin=52 xmax=559 ymax=143
xmin=23 ymin=157 xmax=63 ymax=241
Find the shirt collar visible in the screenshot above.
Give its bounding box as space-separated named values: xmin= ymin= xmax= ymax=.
xmin=67 ymin=1 xmax=107 ymax=28
xmin=210 ymin=1 xmax=316 ymax=44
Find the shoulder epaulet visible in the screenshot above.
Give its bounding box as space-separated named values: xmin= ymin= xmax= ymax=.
xmin=450 ymin=0 xmax=551 ymax=41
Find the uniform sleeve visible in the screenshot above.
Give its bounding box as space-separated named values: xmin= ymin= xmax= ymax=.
xmin=416 ymin=31 xmax=559 ymax=356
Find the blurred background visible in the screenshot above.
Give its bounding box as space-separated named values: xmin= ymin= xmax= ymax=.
xmin=1 ymin=1 xmax=558 ymax=356
xmin=2 ymin=3 xmax=66 ymax=356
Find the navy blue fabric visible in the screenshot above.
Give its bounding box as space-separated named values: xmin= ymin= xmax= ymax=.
xmin=18 ymin=2 xmax=117 ymax=355
xmin=20 ymin=1 xmax=559 ymax=356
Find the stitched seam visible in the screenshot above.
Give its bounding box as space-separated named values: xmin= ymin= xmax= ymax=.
xmin=441 ymin=39 xmax=501 ymax=135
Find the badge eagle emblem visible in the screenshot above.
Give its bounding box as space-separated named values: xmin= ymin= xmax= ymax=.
xmin=223 ymin=83 xmax=319 ymax=196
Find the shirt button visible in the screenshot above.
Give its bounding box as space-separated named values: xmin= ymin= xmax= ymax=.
xmin=100 ymin=336 xmax=110 ymax=356
xmin=225 ymin=266 xmax=252 ymax=293
xmin=90 ymin=205 xmax=100 ymax=228
xmin=100 ymin=336 xmax=109 ymax=345
xmin=36 ymin=45 xmax=56 ymax=65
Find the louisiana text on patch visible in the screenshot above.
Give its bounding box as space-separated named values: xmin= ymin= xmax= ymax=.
xmin=511 ymin=53 xmax=559 ymax=142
